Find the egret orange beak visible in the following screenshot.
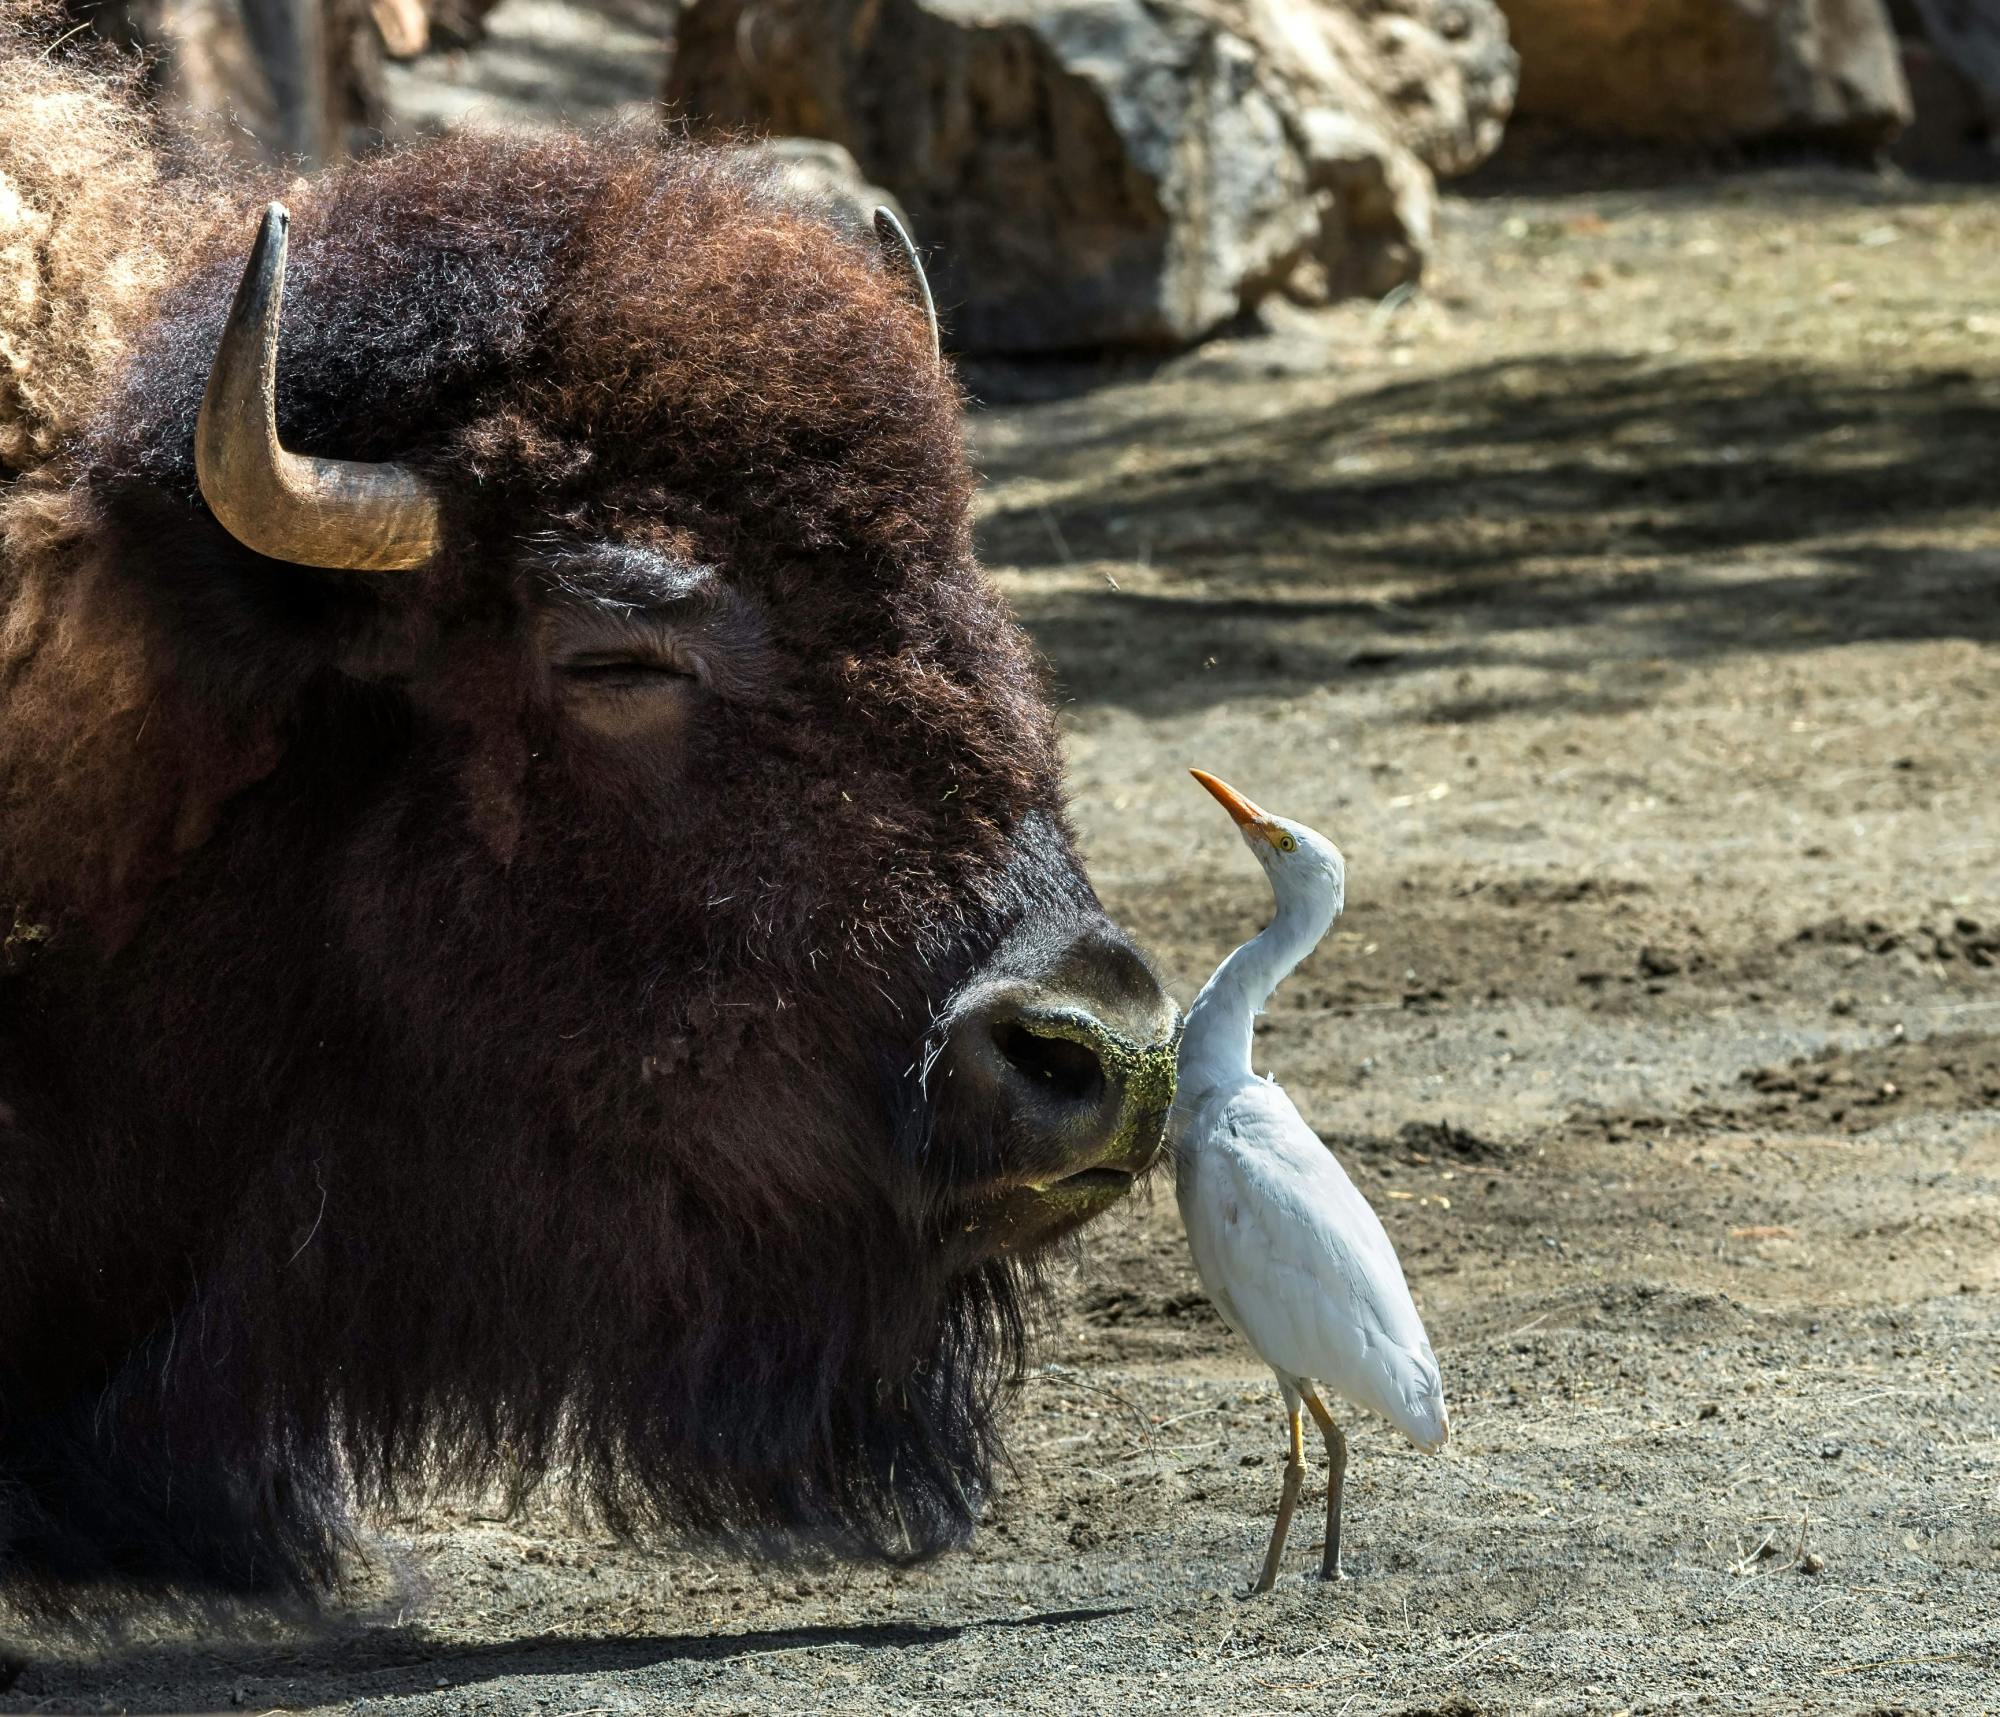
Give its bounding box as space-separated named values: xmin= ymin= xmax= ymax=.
xmin=1190 ymin=769 xmax=1284 ymax=848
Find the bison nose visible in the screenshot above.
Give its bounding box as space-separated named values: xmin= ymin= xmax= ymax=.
xmin=946 ymin=925 xmax=1180 ymax=1182
xmin=971 ymin=1002 xmax=1123 ymax=1142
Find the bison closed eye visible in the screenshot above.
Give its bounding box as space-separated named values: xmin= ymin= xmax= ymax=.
xmin=0 ymin=29 xmax=1175 ymax=1610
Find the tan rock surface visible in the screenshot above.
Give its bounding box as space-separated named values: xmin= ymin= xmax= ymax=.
xmin=667 ymin=0 xmax=1516 ymax=351
xmin=1500 ymin=0 xmax=1911 ymax=149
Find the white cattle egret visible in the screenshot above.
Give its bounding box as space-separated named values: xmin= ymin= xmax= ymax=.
xmin=1173 ymin=770 xmax=1449 ymax=1593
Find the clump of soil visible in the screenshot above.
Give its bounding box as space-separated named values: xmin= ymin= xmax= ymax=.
xmin=1395 ymin=1117 xmax=1508 ymax=1161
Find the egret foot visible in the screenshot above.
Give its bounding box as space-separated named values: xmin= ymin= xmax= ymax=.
xmin=1303 ymin=1386 xmax=1348 ymax=1582
xmin=1251 ymin=1403 xmax=1307 ymax=1593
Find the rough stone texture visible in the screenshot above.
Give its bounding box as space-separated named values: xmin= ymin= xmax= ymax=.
xmin=1241 ymin=0 xmax=1517 ymax=177
xmin=666 ymin=0 xmax=1516 ymax=352
xmin=1498 ymin=0 xmax=1912 ymax=150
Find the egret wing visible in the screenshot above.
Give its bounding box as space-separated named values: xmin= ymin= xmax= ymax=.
xmin=1180 ymin=1079 xmax=1448 ymax=1449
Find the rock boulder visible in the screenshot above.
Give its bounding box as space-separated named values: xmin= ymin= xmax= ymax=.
xmin=1498 ymin=0 xmax=1911 ymax=151
xmin=666 ymin=0 xmax=1516 ymax=352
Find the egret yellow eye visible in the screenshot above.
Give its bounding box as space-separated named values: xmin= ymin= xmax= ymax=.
xmin=1276 ymin=832 xmax=1297 ymax=853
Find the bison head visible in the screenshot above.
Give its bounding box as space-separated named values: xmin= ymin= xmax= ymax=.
xmin=0 ymin=135 xmax=1174 ymax=1605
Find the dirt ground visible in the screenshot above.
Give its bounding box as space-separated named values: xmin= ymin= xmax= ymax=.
xmin=7 ymin=91 xmax=2000 ymax=1717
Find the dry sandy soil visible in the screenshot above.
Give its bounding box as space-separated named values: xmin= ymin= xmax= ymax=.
xmin=7 ymin=52 xmax=2000 ymax=1717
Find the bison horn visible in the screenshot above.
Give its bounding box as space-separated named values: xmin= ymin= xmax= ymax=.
xmin=872 ymin=206 xmax=941 ymax=367
xmin=196 ymin=203 xmax=442 ymax=571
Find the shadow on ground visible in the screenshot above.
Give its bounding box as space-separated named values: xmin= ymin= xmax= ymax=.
xmin=978 ymin=354 xmax=2000 ymax=715
xmin=5 ymin=1606 xmax=1125 ymax=1711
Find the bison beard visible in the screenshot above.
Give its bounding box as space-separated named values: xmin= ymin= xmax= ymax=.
xmin=0 ymin=815 xmax=1049 ymax=1603
xmin=0 ymin=115 xmax=1173 ymax=1613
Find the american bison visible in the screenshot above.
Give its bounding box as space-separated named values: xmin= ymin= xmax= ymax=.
xmin=0 ymin=12 xmax=1176 ymax=1609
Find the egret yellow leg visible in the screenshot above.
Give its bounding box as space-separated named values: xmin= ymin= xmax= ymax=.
xmin=1303 ymin=1386 xmax=1348 ymax=1582
xmin=1252 ymin=1403 xmax=1307 ymax=1594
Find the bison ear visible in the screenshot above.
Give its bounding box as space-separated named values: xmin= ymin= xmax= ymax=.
xmin=872 ymin=206 xmax=941 ymax=368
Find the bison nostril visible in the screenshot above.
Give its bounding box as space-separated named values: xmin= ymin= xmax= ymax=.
xmin=992 ymin=1019 xmax=1105 ymax=1107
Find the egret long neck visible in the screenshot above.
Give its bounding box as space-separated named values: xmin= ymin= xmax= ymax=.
xmin=1180 ymin=881 xmax=1332 ymax=1089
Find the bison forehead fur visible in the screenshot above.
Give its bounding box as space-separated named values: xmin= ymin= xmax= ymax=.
xmin=0 ymin=120 xmax=1147 ymax=1615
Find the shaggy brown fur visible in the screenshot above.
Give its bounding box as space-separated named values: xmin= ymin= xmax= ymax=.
xmin=0 ymin=2 xmax=226 ymax=473
xmin=0 ymin=11 xmax=1167 ymax=1615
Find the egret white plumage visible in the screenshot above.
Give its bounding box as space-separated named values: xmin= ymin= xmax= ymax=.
xmin=1173 ymin=771 xmax=1449 ymax=1593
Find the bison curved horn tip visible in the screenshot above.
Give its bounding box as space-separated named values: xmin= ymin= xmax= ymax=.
xmin=872 ymin=205 xmax=941 ymax=367
xmin=195 ymin=201 xmax=443 ymax=572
